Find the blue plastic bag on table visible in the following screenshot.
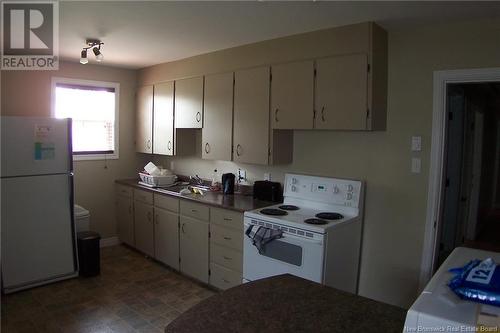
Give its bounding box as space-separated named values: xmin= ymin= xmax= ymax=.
xmin=448 ymin=258 xmax=500 ymax=307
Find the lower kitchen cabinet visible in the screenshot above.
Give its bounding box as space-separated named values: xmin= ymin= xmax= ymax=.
xmin=179 ymin=215 xmax=209 ymax=283
xmin=116 ymin=194 xmax=135 ymax=246
xmin=209 ymin=207 xmax=243 ymax=290
xmin=154 ymin=207 xmax=180 ymax=270
xmin=209 ymin=262 xmax=242 ymax=290
xmin=134 ymin=200 xmax=155 ymax=257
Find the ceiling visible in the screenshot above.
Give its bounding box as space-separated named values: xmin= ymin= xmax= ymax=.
xmin=59 ymin=1 xmax=500 ymax=69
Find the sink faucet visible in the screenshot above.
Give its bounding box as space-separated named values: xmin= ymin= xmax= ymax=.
xmin=190 ymin=175 xmax=204 ymax=185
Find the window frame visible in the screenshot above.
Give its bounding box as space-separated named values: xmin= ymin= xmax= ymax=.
xmin=51 ymin=77 xmax=120 ymax=161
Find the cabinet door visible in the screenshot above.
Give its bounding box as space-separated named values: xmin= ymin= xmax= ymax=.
xmin=136 ymin=85 xmax=154 ymax=153
xmin=174 ymin=77 xmax=204 ymax=129
xmin=271 ymin=60 xmax=314 ymax=129
xmin=154 ymin=207 xmax=179 ymax=270
xmin=202 ymin=72 xmax=233 ymax=161
xmin=116 ymin=195 xmax=134 ymax=246
xmin=179 ymin=216 xmax=209 ymax=283
xmin=315 ymin=54 xmax=368 ymax=130
xmin=233 ymin=67 xmax=270 ymax=165
xmin=153 ymin=81 xmax=174 ymax=155
xmin=134 ymin=201 xmax=154 ymax=257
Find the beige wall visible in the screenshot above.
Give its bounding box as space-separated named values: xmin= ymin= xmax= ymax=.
xmin=138 ymin=18 xmax=500 ymax=308
xmin=1 ymin=61 xmax=138 ymax=238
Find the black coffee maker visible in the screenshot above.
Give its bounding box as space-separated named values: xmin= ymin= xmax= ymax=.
xmin=221 ymin=173 xmax=235 ymax=195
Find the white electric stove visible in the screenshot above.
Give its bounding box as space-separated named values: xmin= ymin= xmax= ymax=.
xmin=243 ymin=173 xmax=364 ymax=294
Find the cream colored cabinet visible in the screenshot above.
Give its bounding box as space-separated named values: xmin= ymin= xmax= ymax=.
xmin=233 ymin=67 xmax=271 ymax=165
xmin=136 ymin=85 xmax=154 ymax=153
xmin=134 ymin=201 xmax=154 ymax=257
xmin=209 ymin=208 xmax=243 ymax=290
xmin=315 ymin=54 xmax=368 ymax=130
xmin=175 ymin=77 xmax=204 ymax=129
xmin=271 ymin=60 xmax=314 ymax=129
xmin=116 ymin=186 xmax=134 ymax=247
xmin=153 ymin=81 xmax=174 ymax=155
xmin=202 ymin=72 xmax=233 ymax=161
xmin=134 ymin=190 xmax=154 ymax=257
xmin=179 ymin=215 xmax=209 ymax=283
xmin=154 ymin=207 xmax=179 ymax=270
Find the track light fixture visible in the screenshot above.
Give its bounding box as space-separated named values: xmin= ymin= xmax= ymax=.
xmin=80 ymin=39 xmax=104 ymax=64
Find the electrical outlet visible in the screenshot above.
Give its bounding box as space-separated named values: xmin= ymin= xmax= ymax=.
xmin=238 ymin=168 xmax=247 ymax=182
xmin=411 ymin=136 xmax=422 ymax=152
xmin=411 ymin=157 xmax=421 ymax=174
xmin=264 ymin=173 xmax=271 ymax=181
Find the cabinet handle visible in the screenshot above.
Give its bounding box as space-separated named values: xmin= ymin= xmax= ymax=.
xmin=155 ymin=214 xmax=159 ymax=224
xmin=147 ymin=139 xmax=151 ymax=149
xmin=205 ymin=142 xmax=210 ymax=154
xmin=275 ymin=108 xmax=279 ymax=122
xmin=321 ymin=106 xmax=325 ymax=122
xmin=223 ymin=279 xmax=230 ymax=283
xmin=147 ymin=211 xmax=152 ymax=221
xmin=236 ymin=144 xmax=242 ymax=157
xmin=181 ymin=223 xmax=186 ymax=234
xmin=191 ymin=209 xmax=197 ymax=213
xmin=196 ymin=112 xmax=201 ymax=122
xmin=223 ymin=218 xmax=232 ymax=221
xmin=223 ymin=256 xmax=232 ymax=261
xmin=128 ymin=205 xmax=132 ymax=214
xmin=167 ymin=140 xmax=172 ymax=151
xmin=223 ymin=236 xmax=232 ymax=241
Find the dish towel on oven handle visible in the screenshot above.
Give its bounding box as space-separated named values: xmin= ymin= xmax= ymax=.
xmin=245 ymin=224 xmax=283 ymax=254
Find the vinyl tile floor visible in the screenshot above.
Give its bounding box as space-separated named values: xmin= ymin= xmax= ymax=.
xmin=1 ymin=245 xmax=216 ymax=333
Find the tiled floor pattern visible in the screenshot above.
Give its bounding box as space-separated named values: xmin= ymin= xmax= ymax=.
xmin=1 ymin=245 xmax=216 ymax=333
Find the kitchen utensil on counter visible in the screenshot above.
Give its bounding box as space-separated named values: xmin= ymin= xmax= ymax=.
xmin=222 ymin=173 xmax=235 ymax=195
xmin=253 ymin=180 xmax=283 ymax=202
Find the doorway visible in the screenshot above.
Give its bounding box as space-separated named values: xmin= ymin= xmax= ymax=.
xmin=437 ymin=82 xmax=500 ymax=266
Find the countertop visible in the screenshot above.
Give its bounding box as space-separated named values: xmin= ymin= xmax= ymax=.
xmin=115 ymin=179 xmax=276 ymax=213
xmin=165 ymin=274 xmax=406 ymax=333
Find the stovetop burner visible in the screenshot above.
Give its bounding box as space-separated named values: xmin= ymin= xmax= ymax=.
xmin=316 ymin=212 xmax=344 ymax=220
xmin=260 ymin=208 xmax=288 ymax=216
xmin=304 ymin=218 xmax=328 ymax=225
xmin=278 ymin=205 xmax=300 ymax=211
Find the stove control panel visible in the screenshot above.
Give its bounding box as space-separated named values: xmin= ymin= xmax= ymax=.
xmin=284 ymin=174 xmax=363 ymax=208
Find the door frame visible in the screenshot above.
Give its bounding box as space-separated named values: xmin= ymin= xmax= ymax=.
xmin=419 ymin=67 xmax=500 ymax=291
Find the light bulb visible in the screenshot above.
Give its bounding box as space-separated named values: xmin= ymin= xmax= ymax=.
xmin=93 ymin=47 xmax=103 ymax=62
xmin=80 ymin=49 xmax=88 ymax=64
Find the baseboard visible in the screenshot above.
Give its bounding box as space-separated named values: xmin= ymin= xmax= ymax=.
xmin=100 ymin=236 xmax=120 ymax=248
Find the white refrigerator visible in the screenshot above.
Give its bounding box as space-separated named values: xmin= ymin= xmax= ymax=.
xmin=1 ymin=116 xmax=78 ymax=293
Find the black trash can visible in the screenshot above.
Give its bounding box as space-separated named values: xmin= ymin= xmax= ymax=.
xmin=77 ymin=231 xmax=101 ymax=277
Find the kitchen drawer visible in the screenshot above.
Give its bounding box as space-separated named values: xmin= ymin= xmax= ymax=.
xmin=210 ymin=224 xmax=243 ymax=251
xmin=116 ymin=184 xmax=133 ymax=198
xmin=210 ymin=208 xmax=243 ymax=230
xmin=134 ymin=189 xmax=153 ymax=205
xmin=210 ymin=243 xmax=242 ymax=272
xmin=180 ymin=200 xmax=209 ymax=221
xmin=154 ymin=193 xmax=179 ymax=213
xmin=210 ymin=262 xmax=242 ymax=290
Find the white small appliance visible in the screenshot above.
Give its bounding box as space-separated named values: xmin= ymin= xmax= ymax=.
xmin=243 ymin=173 xmax=364 ymax=294
xmin=1 ymin=116 xmax=78 ymax=293
xmin=405 ymin=247 xmax=500 ymax=331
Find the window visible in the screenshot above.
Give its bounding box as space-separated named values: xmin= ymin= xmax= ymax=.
xmin=52 ymin=78 xmax=119 ymax=160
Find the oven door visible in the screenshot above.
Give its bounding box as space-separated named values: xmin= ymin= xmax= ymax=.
xmin=243 ymin=221 xmax=325 ymax=283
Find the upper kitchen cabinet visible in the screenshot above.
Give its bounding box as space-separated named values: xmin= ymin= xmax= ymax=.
xmin=202 ymin=72 xmax=234 ymax=161
xmin=175 ymin=76 xmax=204 ymax=129
xmin=315 ymin=24 xmax=387 ymax=131
xmin=234 ymin=66 xmax=293 ymax=165
xmin=136 ymin=85 xmax=153 ymax=153
xmin=153 ymin=81 xmax=174 ymax=155
xmin=271 ymin=60 xmax=314 ymax=129
xmin=233 ymin=67 xmax=270 ymax=165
